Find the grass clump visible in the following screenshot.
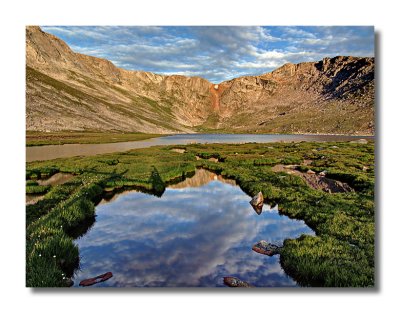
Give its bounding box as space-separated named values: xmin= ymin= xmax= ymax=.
xmin=280 ymin=235 xmax=374 ymax=287
xmin=26 ymin=174 xmax=105 ymax=287
xmin=26 ymin=184 xmax=50 ymax=195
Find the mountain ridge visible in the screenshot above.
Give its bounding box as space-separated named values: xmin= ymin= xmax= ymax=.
xmin=26 ymin=26 xmax=374 ymax=135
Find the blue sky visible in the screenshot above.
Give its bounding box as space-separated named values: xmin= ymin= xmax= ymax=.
xmin=42 ymin=26 xmax=374 ymax=83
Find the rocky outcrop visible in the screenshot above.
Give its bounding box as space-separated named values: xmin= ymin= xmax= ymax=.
xmin=271 ymin=164 xmax=355 ymax=193
xmin=217 ymin=56 xmax=374 ymax=134
xmin=26 ymin=26 xmax=375 ymax=135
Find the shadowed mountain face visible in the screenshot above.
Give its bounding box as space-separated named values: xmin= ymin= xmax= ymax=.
xmin=26 ymin=26 xmax=374 ymax=135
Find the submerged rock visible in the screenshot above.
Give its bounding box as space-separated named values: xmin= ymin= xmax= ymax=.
xmin=79 ymin=272 xmax=113 ymax=287
xmin=223 ymin=276 xmax=253 ymax=288
xmin=250 ymin=191 xmax=264 ymax=215
xmin=252 ymin=240 xmax=281 ymax=256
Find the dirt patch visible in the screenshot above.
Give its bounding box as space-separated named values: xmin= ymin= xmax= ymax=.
xmin=171 ymin=148 xmax=186 ymax=154
xmin=38 ymin=172 xmax=74 ymax=186
xmin=26 ymin=194 xmax=45 ymax=205
xmin=272 ymin=164 xmax=353 ymax=193
xmin=302 ymin=159 xmax=313 ymax=166
xmin=195 ymin=156 xmax=219 ymax=163
xmin=209 ymin=83 xmax=228 ymax=112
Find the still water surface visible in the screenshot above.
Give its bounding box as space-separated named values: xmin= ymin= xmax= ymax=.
xmin=73 ymin=169 xmax=314 ymax=287
xmin=27 ymin=133 xmax=373 ymax=162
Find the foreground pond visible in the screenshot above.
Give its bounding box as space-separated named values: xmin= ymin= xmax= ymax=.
xmin=73 ymin=169 xmax=314 ymax=287
xmin=26 ymin=133 xmax=373 ymax=162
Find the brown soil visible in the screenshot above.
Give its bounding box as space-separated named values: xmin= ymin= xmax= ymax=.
xmin=209 ymin=84 xmax=228 ymax=112
xmin=195 ymin=156 xmax=219 ymax=163
xmin=171 ymin=148 xmax=186 ymax=154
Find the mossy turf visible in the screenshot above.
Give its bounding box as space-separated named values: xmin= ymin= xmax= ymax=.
xmin=26 ymin=131 xmax=164 ymax=146
xmin=26 ymin=141 xmax=374 ymax=287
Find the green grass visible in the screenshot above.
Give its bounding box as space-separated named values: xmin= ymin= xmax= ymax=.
xmin=26 ymin=184 xmax=50 ymax=195
xmin=26 ymin=131 xmax=165 ymax=146
xmin=26 ymin=141 xmax=374 ymax=287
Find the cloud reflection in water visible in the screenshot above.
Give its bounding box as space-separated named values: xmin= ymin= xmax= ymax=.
xmin=73 ymin=171 xmax=314 ymax=287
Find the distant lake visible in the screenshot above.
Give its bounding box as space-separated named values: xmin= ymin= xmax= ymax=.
xmin=26 ymin=133 xmax=373 ymax=162
xmin=72 ymin=169 xmax=315 ymax=287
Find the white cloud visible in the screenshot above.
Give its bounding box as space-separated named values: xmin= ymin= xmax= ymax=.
xmin=41 ymin=26 xmax=374 ymax=83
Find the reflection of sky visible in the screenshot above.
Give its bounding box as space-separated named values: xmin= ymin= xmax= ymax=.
xmin=73 ymin=177 xmax=314 ymax=287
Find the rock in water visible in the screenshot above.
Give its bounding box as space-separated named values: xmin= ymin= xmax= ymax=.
xmin=79 ymin=272 xmax=113 ymax=287
xmin=223 ymin=276 xmax=253 ymax=288
xmin=250 ymin=191 xmax=264 ymax=215
xmin=252 ymin=240 xmax=281 ymax=256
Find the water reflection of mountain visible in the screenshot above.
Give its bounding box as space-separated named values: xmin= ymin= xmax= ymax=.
xmin=73 ymin=169 xmax=315 ymax=287
xmin=169 ymin=168 xmax=236 ymax=189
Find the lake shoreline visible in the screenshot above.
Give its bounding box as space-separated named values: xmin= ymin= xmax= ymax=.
xmin=26 ymin=133 xmax=374 ymax=162
xmin=26 ymin=131 xmax=166 ymax=147
xmin=26 ymin=131 xmax=375 ymax=147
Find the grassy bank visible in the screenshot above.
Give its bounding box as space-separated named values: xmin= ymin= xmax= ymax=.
xmin=26 ymin=131 xmax=165 ymax=146
xmin=26 ymin=141 xmax=374 ymax=287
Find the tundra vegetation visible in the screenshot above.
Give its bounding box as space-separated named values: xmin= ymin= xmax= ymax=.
xmin=26 ymin=141 xmax=374 ymax=287
xmin=26 ymin=131 xmax=163 ymax=146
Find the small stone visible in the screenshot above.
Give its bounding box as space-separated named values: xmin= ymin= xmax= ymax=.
xmin=223 ymin=276 xmax=253 ymax=288
xmin=307 ymin=169 xmax=315 ymax=174
xmin=79 ymin=272 xmax=113 ymax=287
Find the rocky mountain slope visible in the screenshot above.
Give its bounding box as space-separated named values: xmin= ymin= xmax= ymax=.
xmin=26 ymin=26 xmax=375 ymax=135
